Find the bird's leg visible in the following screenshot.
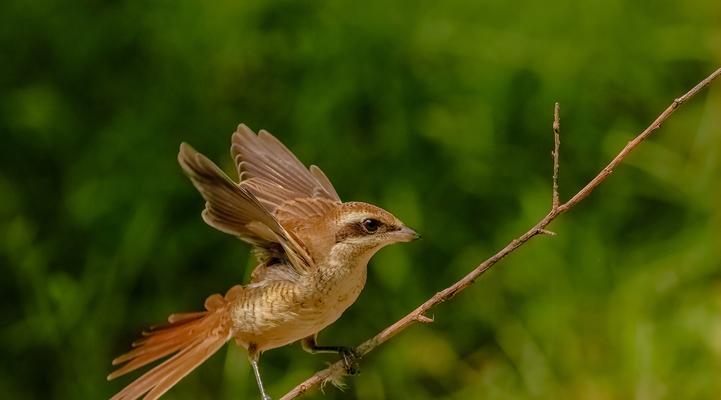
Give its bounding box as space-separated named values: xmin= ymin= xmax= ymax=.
xmin=248 ymin=346 xmax=271 ymax=400
xmin=301 ymin=334 xmax=360 ymax=375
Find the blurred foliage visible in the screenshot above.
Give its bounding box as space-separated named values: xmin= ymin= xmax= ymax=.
xmin=1 ymin=0 xmax=720 ymax=399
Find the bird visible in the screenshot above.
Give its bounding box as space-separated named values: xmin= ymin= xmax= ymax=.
xmin=107 ymin=124 xmax=419 ymax=400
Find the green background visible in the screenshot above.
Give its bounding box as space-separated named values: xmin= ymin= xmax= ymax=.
xmin=2 ymin=1 xmax=720 ymax=399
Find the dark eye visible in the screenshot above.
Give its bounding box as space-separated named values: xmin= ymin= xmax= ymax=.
xmin=361 ymin=218 xmax=381 ymax=233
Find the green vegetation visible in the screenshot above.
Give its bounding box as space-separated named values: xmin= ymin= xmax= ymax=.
xmin=1 ymin=1 xmax=720 ymax=398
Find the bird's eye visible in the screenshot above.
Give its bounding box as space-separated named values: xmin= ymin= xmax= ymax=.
xmin=361 ymin=218 xmax=381 ymax=234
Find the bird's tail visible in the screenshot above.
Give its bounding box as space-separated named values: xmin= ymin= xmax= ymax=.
xmin=108 ymin=286 xmax=243 ymax=400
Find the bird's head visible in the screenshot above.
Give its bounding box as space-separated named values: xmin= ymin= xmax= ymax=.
xmin=329 ymin=202 xmax=419 ymax=260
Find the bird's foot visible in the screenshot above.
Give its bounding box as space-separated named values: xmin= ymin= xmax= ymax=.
xmin=338 ymin=347 xmax=361 ymax=375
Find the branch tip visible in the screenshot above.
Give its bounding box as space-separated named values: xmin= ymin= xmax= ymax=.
xmin=551 ymin=102 xmax=561 ymax=210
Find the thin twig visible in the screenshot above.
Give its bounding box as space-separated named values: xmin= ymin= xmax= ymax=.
xmin=552 ymin=102 xmax=561 ymax=210
xmin=279 ymin=66 xmax=721 ymax=400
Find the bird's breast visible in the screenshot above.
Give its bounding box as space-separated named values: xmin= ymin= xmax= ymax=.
xmin=312 ymin=259 xmax=367 ymax=318
xmin=231 ymin=259 xmax=368 ymax=352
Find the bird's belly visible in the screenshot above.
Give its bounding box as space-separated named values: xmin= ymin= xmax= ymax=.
xmin=232 ymin=266 xmax=367 ymax=352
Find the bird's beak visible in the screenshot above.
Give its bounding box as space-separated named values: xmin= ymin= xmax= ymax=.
xmin=393 ymin=225 xmax=421 ymax=242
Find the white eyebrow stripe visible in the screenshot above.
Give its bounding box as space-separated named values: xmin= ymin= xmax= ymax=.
xmin=338 ymin=212 xmax=370 ymax=225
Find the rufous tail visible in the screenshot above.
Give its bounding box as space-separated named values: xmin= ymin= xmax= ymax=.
xmin=108 ymin=286 xmax=243 ymax=400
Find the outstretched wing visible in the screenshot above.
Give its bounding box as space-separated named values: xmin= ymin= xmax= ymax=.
xmin=178 ymin=143 xmax=314 ymax=274
xmin=228 ymin=125 xmax=344 ymax=282
xmin=231 ymin=124 xmax=341 ymax=212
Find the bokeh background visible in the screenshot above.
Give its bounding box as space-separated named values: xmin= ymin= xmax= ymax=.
xmin=2 ymin=1 xmax=721 ymax=399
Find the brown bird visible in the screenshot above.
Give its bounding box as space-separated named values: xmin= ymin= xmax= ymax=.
xmin=108 ymin=124 xmax=419 ymax=400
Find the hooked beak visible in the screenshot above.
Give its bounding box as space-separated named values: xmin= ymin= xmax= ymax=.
xmin=393 ymin=225 xmax=421 ymax=242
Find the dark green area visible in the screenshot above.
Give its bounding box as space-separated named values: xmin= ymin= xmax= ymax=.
xmin=1 ymin=1 xmax=720 ymax=399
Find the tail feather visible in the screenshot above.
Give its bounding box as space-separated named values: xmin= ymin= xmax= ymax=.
xmin=109 ymin=290 xmax=239 ymax=400
xmin=110 ymin=313 xmax=207 ymax=376
xmin=111 ymin=334 xmax=228 ymax=400
xmin=145 ymin=337 xmax=228 ymax=399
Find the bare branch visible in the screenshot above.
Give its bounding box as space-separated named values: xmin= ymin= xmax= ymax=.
xmin=279 ymin=66 xmax=721 ymax=400
xmin=558 ymin=67 xmax=721 ymax=213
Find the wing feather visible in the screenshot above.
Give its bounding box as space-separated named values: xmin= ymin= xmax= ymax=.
xmin=309 ymin=164 xmax=340 ymax=200
xmin=179 ymin=125 xmax=342 ymax=282
xmin=178 ymin=143 xmax=313 ymax=272
xmin=232 ymin=124 xmax=341 ymax=213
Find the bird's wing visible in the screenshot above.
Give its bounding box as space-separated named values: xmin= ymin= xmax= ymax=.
xmin=178 ymin=143 xmax=314 ymax=274
xmin=231 ymin=124 xmax=341 ymax=212
xmin=229 ymin=125 xmax=344 ymax=282
xmin=249 ymin=197 xmax=341 ymax=284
